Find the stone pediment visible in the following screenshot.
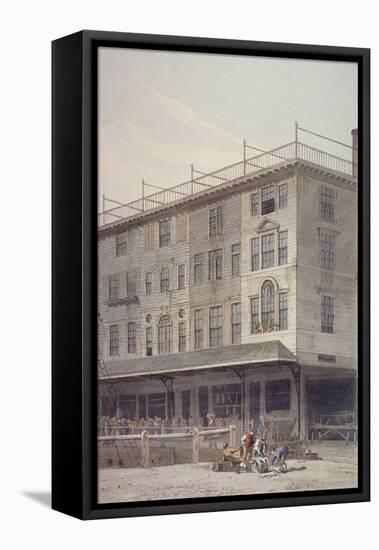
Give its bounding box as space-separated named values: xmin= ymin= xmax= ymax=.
xmin=255 ymin=217 xmax=279 ymax=234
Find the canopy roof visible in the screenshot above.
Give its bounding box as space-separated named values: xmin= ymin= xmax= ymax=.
xmin=99 ymin=340 xmax=297 ymax=381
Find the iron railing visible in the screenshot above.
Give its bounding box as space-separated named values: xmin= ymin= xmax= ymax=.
xmin=98 ymin=141 xmax=355 ymax=227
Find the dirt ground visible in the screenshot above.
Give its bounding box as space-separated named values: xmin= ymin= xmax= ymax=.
xmin=98 ymin=442 xmax=358 ymax=504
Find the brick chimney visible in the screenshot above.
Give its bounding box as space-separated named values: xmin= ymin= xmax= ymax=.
xmin=351 ymin=128 xmax=358 ymax=177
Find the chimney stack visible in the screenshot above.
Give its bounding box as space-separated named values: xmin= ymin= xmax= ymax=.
xmin=351 ymin=128 xmax=358 ymax=178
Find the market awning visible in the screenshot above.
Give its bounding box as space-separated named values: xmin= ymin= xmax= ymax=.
xmin=98 ymin=340 xmax=297 ymax=381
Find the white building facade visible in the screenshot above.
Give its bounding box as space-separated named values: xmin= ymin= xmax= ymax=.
xmin=98 ymin=136 xmax=358 ymax=440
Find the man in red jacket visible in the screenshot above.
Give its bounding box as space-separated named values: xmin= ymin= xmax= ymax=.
xmin=241 ymin=431 xmax=255 ymax=462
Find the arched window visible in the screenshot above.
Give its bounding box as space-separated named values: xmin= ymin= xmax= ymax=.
xmin=158 ymin=315 xmax=172 ymax=354
xmin=160 ymin=266 xmax=169 ymax=293
xmin=261 ymin=280 xmax=275 ymax=329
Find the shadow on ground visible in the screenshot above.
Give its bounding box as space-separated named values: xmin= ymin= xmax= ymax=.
xmin=23 ymin=491 xmax=51 ymax=507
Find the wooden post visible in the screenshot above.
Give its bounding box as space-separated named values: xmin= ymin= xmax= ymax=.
xmin=192 ymin=427 xmax=200 ymax=463
xmin=229 ymin=424 xmax=237 ymax=448
xmin=141 ymin=429 xmax=150 ymax=467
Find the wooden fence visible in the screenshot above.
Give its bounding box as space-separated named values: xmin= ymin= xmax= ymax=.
xmin=98 ymin=425 xmax=237 ymax=467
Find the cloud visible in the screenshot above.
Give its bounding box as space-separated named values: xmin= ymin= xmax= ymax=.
xmin=99 ymin=87 xmax=245 ymax=204
xmin=149 ymin=89 xmax=241 ymax=146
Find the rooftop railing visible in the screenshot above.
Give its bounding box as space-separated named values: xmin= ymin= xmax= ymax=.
xmin=98 ymin=140 xmax=355 ymax=228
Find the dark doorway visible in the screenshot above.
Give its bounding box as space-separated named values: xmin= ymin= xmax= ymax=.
xmin=119 ymin=395 xmax=137 ymax=418
xmin=182 ymin=390 xmax=191 ymax=424
xmin=307 ymin=378 xmax=356 ymax=439
xmin=148 ymin=392 xmax=166 ymax=419
xmin=138 ymin=394 xmax=147 ymax=419
xmin=101 ymin=396 xmax=116 ymax=417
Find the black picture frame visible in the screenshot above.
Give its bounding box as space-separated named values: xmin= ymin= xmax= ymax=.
xmin=52 ymin=30 xmax=370 ymax=520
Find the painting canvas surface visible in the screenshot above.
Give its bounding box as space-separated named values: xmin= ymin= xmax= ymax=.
xmin=97 ymin=47 xmax=358 ymax=504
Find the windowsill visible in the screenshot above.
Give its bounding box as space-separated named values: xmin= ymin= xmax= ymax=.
xmin=250 ymin=328 xmax=289 ymax=336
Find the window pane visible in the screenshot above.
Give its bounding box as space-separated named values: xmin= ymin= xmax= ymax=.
xmin=179 ymin=322 xmax=186 ymax=352
xmin=231 ymin=302 xmax=241 ymax=344
xmin=321 ymin=186 xmax=335 ymax=221
xmin=145 ymin=272 xmax=152 ymax=295
xmin=261 ymin=280 xmax=275 ymax=329
xmin=159 ymin=219 xmax=171 ymax=247
xmin=209 ymin=206 xmax=223 ymax=237
xmin=321 ymin=295 xmax=334 ymax=333
xmin=261 ymin=233 xmax=275 ymax=269
xmin=160 ymin=267 xmax=169 ymax=292
xmin=109 ymin=324 xmax=119 ymax=356
xmin=194 ymin=309 xmax=203 ymax=349
xmin=146 ymin=327 xmax=153 ymax=356
xmin=158 ymin=316 xmax=172 ymax=354
xmin=261 ymin=185 xmax=275 ymax=214
xmin=251 ymin=238 xmax=259 ymax=271
xmin=209 ymin=249 xmax=223 ymax=280
xmin=209 ymin=306 xmax=223 ymax=348
xmin=232 ymin=243 xmax=240 ymax=277
xmin=266 ymin=379 xmax=290 ymax=412
xmin=278 ymin=183 xmax=288 ymax=209
xmin=320 ymin=233 xmax=335 ymax=270
xmin=279 ymin=292 xmax=288 ymax=330
xmin=251 ymin=193 xmax=259 ymax=216
xmin=128 ymin=322 xmax=136 ymax=354
xmin=126 ymin=272 xmax=136 ymax=297
xmin=251 ymin=297 xmax=259 ymax=333
xmin=109 ymin=273 xmax=120 ymax=303
xmin=278 ymin=230 xmax=288 ymax=265
xmin=213 ymin=384 xmax=242 ymax=419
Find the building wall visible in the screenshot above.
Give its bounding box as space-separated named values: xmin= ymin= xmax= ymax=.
xmin=240 ymin=175 xmax=297 ymax=353
xmin=189 ymin=193 xmax=241 ymax=349
xmin=98 ymin=164 xmax=358 ymax=436
xmin=139 ymin=213 xmax=190 ymax=357
xmin=98 ymin=225 xmax=142 ymax=359
xmin=296 ymin=172 xmax=358 ymax=369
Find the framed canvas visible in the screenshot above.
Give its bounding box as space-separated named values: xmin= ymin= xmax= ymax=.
xmin=52 ymin=30 xmax=370 ymax=520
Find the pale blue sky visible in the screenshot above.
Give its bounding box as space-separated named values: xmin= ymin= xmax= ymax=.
xmin=99 ymin=47 xmax=357 ymax=207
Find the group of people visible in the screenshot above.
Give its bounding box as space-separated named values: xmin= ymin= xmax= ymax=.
xmin=98 ymin=416 xmax=172 ymax=436
xmin=224 ymin=430 xmax=289 ymax=471
xmin=98 ymin=413 xmax=230 ymax=436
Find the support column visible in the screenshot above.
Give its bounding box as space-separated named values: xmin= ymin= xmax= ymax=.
xmin=136 ymin=393 xmax=139 ymax=419
xmin=299 ymin=371 xmax=307 ymax=440
xmin=159 ymin=376 xmax=174 ymax=422
xmin=190 ymin=386 xmax=199 ymax=424
xmin=285 ymin=363 xmax=301 ymax=439
xmin=244 ymin=382 xmax=250 ymax=429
